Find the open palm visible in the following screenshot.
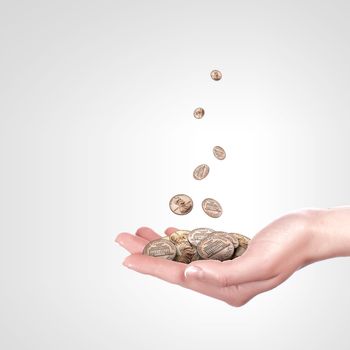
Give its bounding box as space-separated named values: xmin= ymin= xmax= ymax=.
xmin=116 ymin=211 xmax=315 ymax=306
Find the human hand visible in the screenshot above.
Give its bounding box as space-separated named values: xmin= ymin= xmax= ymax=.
xmin=115 ymin=208 xmax=350 ymax=306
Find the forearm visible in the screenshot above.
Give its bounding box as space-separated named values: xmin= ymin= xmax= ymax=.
xmin=309 ymin=206 xmax=350 ymax=262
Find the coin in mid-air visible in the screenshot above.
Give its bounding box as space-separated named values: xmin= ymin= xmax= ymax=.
xmin=202 ymin=198 xmax=222 ymax=218
xmin=169 ymin=194 xmax=193 ymax=215
xmin=188 ymin=228 xmax=215 ymax=246
xmin=193 ymin=164 xmax=210 ymax=180
xmin=210 ymin=70 xmax=222 ymax=81
xmin=143 ymin=238 xmax=176 ymax=260
xmin=213 ymin=146 xmax=226 ymax=160
xmin=197 ymin=233 xmax=234 ymax=261
xmin=193 ymin=107 xmax=205 ymax=119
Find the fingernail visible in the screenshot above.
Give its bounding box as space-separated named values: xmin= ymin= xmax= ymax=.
xmin=184 ymin=266 xmax=203 ymax=279
xmin=123 ymin=258 xmax=133 ymax=269
xmin=115 ymin=237 xmax=125 ymax=247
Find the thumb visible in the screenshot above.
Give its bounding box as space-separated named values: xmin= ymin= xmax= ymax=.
xmin=184 ymin=252 xmax=276 ymax=287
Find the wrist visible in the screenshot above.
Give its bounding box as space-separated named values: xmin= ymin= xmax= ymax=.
xmin=305 ymin=207 xmax=350 ymax=264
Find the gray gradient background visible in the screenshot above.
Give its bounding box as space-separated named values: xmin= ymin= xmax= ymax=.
xmin=1 ymin=0 xmax=350 ymax=349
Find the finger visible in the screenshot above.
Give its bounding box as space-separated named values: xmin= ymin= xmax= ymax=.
xmin=123 ymin=254 xmax=186 ymax=284
xmin=122 ymin=251 xmax=290 ymax=306
xmin=165 ymin=227 xmax=178 ymax=236
xmin=184 ymin=249 xmax=277 ymax=287
xmin=115 ymin=233 xmax=149 ymax=254
xmin=135 ymin=227 xmax=161 ymax=241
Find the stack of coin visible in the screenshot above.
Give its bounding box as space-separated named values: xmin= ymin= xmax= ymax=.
xmin=143 ymin=228 xmax=251 ymax=263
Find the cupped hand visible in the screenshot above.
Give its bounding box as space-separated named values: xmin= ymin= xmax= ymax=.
xmin=115 ymin=210 xmax=319 ymax=306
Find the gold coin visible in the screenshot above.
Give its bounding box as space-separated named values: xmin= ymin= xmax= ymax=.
xmin=169 ymin=230 xmax=190 ymax=244
xmin=210 ymin=69 xmax=222 ymax=81
xmin=230 ymin=233 xmax=251 ymax=249
xmin=213 ymin=146 xmax=226 ymax=160
xmin=169 ymin=194 xmax=193 ymax=215
xmin=174 ymin=241 xmax=196 ymax=264
xmin=202 ymin=198 xmax=222 ymax=218
xmin=193 ymin=107 xmax=205 ymax=119
xmin=143 ymin=238 xmax=176 ymax=260
xmin=197 ymin=233 xmax=234 ymax=261
xmin=193 ymin=164 xmax=210 ymax=180
xmin=215 ymin=232 xmax=239 ymax=248
xmin=190 ymin=250 xmax=202 ymax=262
xmin=168 ymin=230 xmax=194 ymax=264
xmin=188 ymin=228 xmax=215 ymax=246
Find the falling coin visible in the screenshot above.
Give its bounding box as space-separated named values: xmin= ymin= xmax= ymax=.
xmin=169 ymin=194 xmax=193 ymax=215
xmin=213 ymin=146 xmax=226 ymax=160
xmin=143 ymin=238 xmax=177 ymax=260
xmin=202 ymin=198 xmax=222 ymax=218
xmin=193 ymin=107 xmax=205 ymax=119
xmin=188 ymin=228 xmax=215 ymax=246
xmin=193 ymin=164 xmax=210 ymax=180
xmin=210 ymin=69 xmax=222 ymax=81
xmin=197 ymin=233 xmax=234 ymax=261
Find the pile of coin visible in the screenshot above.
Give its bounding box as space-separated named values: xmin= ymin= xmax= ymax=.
xmin=143 ymin=228 xmax=251 ymax=264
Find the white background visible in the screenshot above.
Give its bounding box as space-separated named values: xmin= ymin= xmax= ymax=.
xmin=1 ymin=0 xmax=350 ymax=349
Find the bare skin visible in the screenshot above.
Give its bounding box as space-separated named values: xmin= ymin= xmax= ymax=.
xmin=115 ymin=207 xmax=350 ymax=307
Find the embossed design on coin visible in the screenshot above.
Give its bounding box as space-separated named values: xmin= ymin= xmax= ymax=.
xmin=210 ymin=69 xmax=222 ymax=81
xmin=169 ymin=194 xmax=193 ymax=215
xmin=193 ymin=107 xmax=205 ymax=119
xmin=197 ymin=234 xmax=234 ymax=261
xmin=215 ymin=232 xmax=239 ymax=248
xmin=193 ymin=164 xmax=210 ymax=180
xmin=188 ymin=228 xmax=215 ymax=246
xmin=213 ymin=146 xmax=226 ymax=160
xmin=202 ymin=198 xmax=222 ymax=218
xmin=143 ymin=238 xmax=176 ymax=260
xmin=169 ymin=230 xmax=190 ymax=244
xmin=174 ymin=241 xmax=196 ymax=264
xmin=231 ymin=233 xmax=251 ymax=249
xmin=190 ymin=250 xmax=201 ymax=262
xmin=169 ymin=230 xmax=194 ymax=263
